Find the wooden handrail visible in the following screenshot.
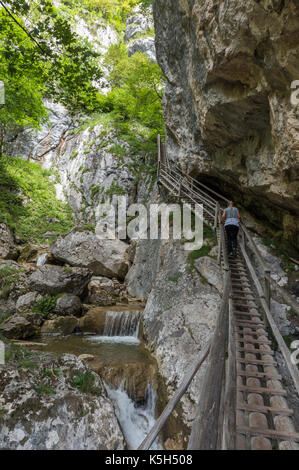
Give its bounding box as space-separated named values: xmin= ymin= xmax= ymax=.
xmin=188 ymin=247 xmax=231 ymax=450
xmin=138 ymin=343 xmax=211 ymax=450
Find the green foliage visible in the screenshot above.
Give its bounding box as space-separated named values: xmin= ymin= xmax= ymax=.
xmin=33 ymin=294 xmax=59 ymax=317
xmin=71 ymin=371 xmax=101 ymax=395
xmin=61 ymin=0 xmax=146 ymax=32
xmin=102 ymin=45 xmax=164 ymax=131
xmin=187 ymin=245 xmax=212 ymax=271
xmin=0 ymin=155 xmax=74 ymax=242
xmin=18 ymin=359 xmax=37 ymax=369
xmin=167 ymin=273 xmax=182 ymax=282
xmin=0 ymin=266 xmax=21 ymax=300
xmin=35 ymin=385 xmax=56 ymax=395
xmin=73 ymin=224 xmax=96 ymax=233
xmin=0 ymin=312 xmax=12 ymax=325
xmin=105 ymin=184 xmax=126 ymax=196
xmin=0 ymin=1 xmax=103 ymax=148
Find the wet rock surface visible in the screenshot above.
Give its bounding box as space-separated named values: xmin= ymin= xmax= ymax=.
xmin=41 ymin=316 xmax=79 ymax=336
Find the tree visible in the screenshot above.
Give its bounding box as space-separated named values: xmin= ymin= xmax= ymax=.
xmin=0 ymin=9 xmax=48 ymax=156
xmin=103 ymin=43 xmax=164 ymax=130
xmin=0 ymin=1 xmax=103 ymax=155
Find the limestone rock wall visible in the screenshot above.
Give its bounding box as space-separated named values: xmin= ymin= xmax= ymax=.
xmin=153 ymin=0 xmax=299 ymax=250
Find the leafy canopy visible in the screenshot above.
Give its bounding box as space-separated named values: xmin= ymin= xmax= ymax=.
xmin=0 ymin=0 xmax=103 ymax=146
xmin=101 ymin=43 xmax=164 ymax=131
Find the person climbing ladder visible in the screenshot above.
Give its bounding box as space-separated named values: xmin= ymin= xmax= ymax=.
xmin=221 ymin=201 xmax=241 ymax=257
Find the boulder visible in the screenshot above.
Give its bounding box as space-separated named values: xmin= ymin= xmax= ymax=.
xmin=41 ymin=316 xmax=78 ymax=335
xmin=29 ymin=265 xmax=92 ymax=297
xmin=21 ymin=312 xmax=44 ymax=327
xmin=56 ymin=294 xmax=82 ymax=316
xmin=16 ymin=292 xmax=42 ymax=313
xmin=0 ymin=353 xmax=125 ymax=450
xmin=194 ymin=256 xmax=223 ymax=294
xmin=51 ymin=231 xmax=130 ymax=280
xmin=87 ymin=276 xmax=117 ymax=306
xmin=78 ymin=307 xmax=107 ymax=335
xmin=0 ymin=224 xmax=18 ymax=260
xmin=0 ymin=315 xmax=37 ymax=339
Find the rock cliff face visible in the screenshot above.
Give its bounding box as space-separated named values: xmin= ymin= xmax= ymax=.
xmin=0 ymin=353 xmax=124 ymax=450
xmin=153 ymin=0 xmax=299 ymax=251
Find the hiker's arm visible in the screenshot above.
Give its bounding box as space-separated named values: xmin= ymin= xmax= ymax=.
xmin=221 ymin=210 xmax=226 ymax=223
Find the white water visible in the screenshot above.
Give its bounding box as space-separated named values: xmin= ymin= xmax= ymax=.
xmin=105 ymin=383 xmax=162 ymax=450
xmin=104 ymin=311 xmax=141 ymax=338
xmin=86 ymin=335 xmax=140 ymax=345
xmin=36 ymin=253 xmax=48 ymax=266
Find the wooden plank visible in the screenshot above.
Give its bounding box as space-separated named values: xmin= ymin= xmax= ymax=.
xmin=236 ymin=370 xmax=281 ymax=380
xmin=236 ymin=347 xmax=274 ymax=356
xmin=188 ymin=269 xmax=231 ymax=450
xmin=235 ymin=316 xmax=264 ymax=323
xmin=138 ymin=342 xmax=211 ymax=450
xmin=237 ymin=385 xmax=286 ymax=396
xmin=235 ymin=337 xmax=272 ymax=345
xmin=237 ymin=403 xmax=293 ymax=416
xmin=237 ymin=425 xmax=299 ymax=442
xmin=236 ymin=357 xmax=277 ymax=366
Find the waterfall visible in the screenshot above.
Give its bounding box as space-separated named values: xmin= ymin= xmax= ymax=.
xmin=104 ymin=311 xmax=141 ymax=337
xmin=36 ymin=253 xmax=48 ymax=266
xmin=105 ymin=382 xmax=162 ymax=450
xmin=87 ymin=310 xmax=141 ymax=345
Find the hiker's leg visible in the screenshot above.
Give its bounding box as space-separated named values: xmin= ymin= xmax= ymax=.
xmin=232 ymin=226 xmax=239 ymax=251
xmin=225 ymin=226 xmax=233 ymax=254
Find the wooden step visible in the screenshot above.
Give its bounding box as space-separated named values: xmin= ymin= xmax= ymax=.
xmin=236 ymin=370 xmax=281 ymax=380
xmin=237 ymin=385 xmax=286 ymax=396
xmin=235 ymin=337 xmax=271 ymax=345
xmin=237 ymin=403 xmax=293 ymax=417
xmin=237 ymin=347 xmax=274 ymax=356
xmin=237 ymin=426 xmax=299 ymax=442
xmin=236 ymin=357 xmax=277 ymax=366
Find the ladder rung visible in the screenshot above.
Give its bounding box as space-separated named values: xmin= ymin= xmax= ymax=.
xmin=237 ymin=425 xmax=299 ymax=442
xmin=237 ymin=357 xmax=277 ymax=366
xmin=237 ymin=403 xmax=293 ymax=416
xmin=237 ymin=347 xmax=274 ymax=356
xmin=237 ymin=385 xmax=286 ymax=396
xmin=236 ymin=370 xmax=281 ymax=380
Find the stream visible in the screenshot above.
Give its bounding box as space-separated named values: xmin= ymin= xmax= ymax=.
xmin=31 ymin=307 xmax=163 ymax=450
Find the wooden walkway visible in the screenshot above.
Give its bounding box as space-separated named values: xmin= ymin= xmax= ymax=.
xmin=138 ymin=137 xmax=299 ymax=450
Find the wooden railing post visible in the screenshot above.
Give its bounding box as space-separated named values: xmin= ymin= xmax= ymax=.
xmin=157 ymin=133 xmax=161 ymax=179
xmin=214 ymin=202 xmax=219 ymax=234
xmin=264 ymin=269 xmax=271 ymax=309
